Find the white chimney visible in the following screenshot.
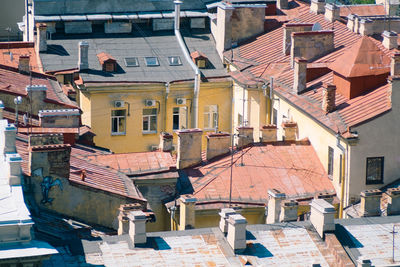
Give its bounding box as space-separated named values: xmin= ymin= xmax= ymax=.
xmin=310 ymin=0 xmax=325 ymax=14
xmin=219 ymin=208 xmax=236 ymax=234
xmin=226 ymin=214 xmax=247 ymax=252
xmin=382 ymin=30 xmax=398 ymax=50
xmin=128 ymin=210 xmax=147 ymax=245
xmin=310 ymin=199 xmax=336 ymax=238
xmin=266 ymin=189 xmax=286 ymax=224
xmin=360 ymin=189 xmax=382 ymax=217
xmin=6 ymin=153 xmax=23 ymax=186
xmin=325 ymin=3 xmax=339 ymax=22
xmin=78 ymin=41 xmax=89 ymax=70
xmin=3 ymin=123 xmax=17 ymax=154
xmin=279 ymin=200 xmax=299 ymax=222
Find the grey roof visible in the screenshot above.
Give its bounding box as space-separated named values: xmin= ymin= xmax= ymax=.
xmin=33 ymin=0 xmax=216 ymax=15
xmin=40 ymin=28 xmax=227 ymax=83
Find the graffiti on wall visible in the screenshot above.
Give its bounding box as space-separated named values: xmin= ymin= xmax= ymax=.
xmin=32 ymin=168 xmax=63 ymax=204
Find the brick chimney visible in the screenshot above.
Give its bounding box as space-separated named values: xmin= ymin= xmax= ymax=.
xmin=206 ymin=132 xmax=230 ymax=161
xmin=283 ymin=23 xmax=313 ymax=55
xmin=2 ymin=123 xmax=17 ymax=154
xmin=391 ymin=53 xmax=400 ymax=76
xmin=26 ymin=85 xmax=47 ymax=115
xmin=277 ymin=0 xmax=288 ymax=10
xmin=310 ymin=0 xmax=325 ymax=14
xmin=29 ymin=134 xmax=63 ymax=147
xmin=282 ymin=121 xmax=297 ymax=141
xmin=293 ymin=57 xmax=307 ymax=93
xmin=18 ymin=55 xmax=30 ymax=74
xmin=382 ymin=31 xmax=398 ymax=50
xmin=360 ymin=189 xmax=382 ymax=217
xmin=219 ymin=208 xmax=236 ymax=234
xmin=324 ymin=3 xmax=339 ymax=22
xmin=159 ymin=132 xmax=173 ymax=152
xmin=359 ymin=19 xmax=373 ymax=36
xmin=237 ymin=126 xmax=253 ymax=148
xmin=226 ymin=214 xmax=247 ymax=252
xmin=39 ymin=109 xmax=80 ymax=128
xmin=78 ymin=41 xmax=89 ymax=71
xmin=266 ymin=189 xmax=286 ymax=224
xmin=279 ymin=200 xmax=299 ymax=222
xmin=386 ymin=188 xmax=400 ymax=216
xmin=291 ymin=31 xmax=334 ymax=67
xmin=260 ymin=124 xmax=277 ymax=142
xmin=128 ymin=210 xmax=147 ymax=245
xmin=29 ymin=142 xmax=71 ymax=180
xmin=36 ymin=23 xmax=47 ymax=52
xmin=310 ymin=199 xmax=336 ymax=238
xmin=322 ymin=83 xmax=336 ymax=113
xmin=179 ymin=194 xmax=196 ymax=230
xmin=176 ymin=129 xmax=203 ymax=169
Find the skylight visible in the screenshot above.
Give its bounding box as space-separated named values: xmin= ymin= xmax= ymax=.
xmin=145 ymin=57 xmax=159 ymax=67
xmin=124 ymin=57 xmax=139 ymax=67
xmin=168 ymin=56 xmax=182 ymax=66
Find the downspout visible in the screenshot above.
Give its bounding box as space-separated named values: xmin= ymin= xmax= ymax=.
xmin=174 ymin=0 xmax=201 ymax=128
xmin=336 ymin=133 xmax=346 ymax=219
xmin=164 ymin=82 xmax=170 ymax=131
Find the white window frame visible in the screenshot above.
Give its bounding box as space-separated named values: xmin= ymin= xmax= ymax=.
xmin=111 ymin=109 xmax=126 ymax=135
xmin=173 ymin=106 xmax=188 ymax=130
xmin=204 ymin=105 xmax=218 ymax=130
xmin=143 ymin=108 xmax=157 ymax=134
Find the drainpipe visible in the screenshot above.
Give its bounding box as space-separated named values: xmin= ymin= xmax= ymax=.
xmin=174 ymin=0 xmax=201 ymax=128
xmin=164 ymin=82 xmax=170 ymax=131
xmin=336 ymin=133 xmax=346 ymax=219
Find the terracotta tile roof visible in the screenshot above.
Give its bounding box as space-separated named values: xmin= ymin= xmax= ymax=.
xmin=0 ymin=42 xmax=41 ymax=72
xmin=86 ymin=152 xmax=176 ymax=176
xmin=339 ymin=4 xmax=386 ymax=17
xmin=183 ymin=140 xmax=335 ymax=209
xmin=0 ymin=65 xmax=78 ymax=109
xmin=190 ymin=50 xmax=207 ymax=60
xmin=18 ymin=127 xmax=79 ymax=134
xmin=226 ymin=0 xmax=393 ymax=134
xmin=16 ymin=137 xmax=144 ymax=200
xmin=97 ymin=52 xmax=116 ymax=65
xmin=329 ymin=36 xmax=391 ymax=77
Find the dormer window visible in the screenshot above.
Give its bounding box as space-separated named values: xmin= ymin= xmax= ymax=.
xmin=97 ymin=52 xmax=117 ymax=72
xmin=124 ymin=57 xmax=139 ymax=67
xmin=145 ymin=57 xmax=159 ymax=67
xmin=190 ymin=50 xmax=208 ymax=69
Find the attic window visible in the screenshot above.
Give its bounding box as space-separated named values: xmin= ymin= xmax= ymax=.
xmin=190 ymin=50 xmax=208 ymax=69
xmin=97 ymin=52 xmax=117 ymax=72
xmin=124 ymin=57 xmax=139 ymax=67
xmin=145 ymin=57 xmax=159 ymax=67
xmin=168 ymin=56 xmax=182 ymax=66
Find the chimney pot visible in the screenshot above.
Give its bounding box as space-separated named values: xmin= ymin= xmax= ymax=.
xmin=206 ymin=132 xmax=231 ymax=161
xmin=3 ymin=123 xmax=17 ymax=154
xmin=293 ymin=57 xmax=307 ymax=93
xmin=78 ymin=41 xmax=89 ymax=70
xmin=236 ymin=126 xmax=253 ymax=148
xmin=177 ymin=129 xmax=203 ymax=169
xmin=322 ymin=82 xmax=336 ymax=113
xmin=18 ymin=55 xmax=30 ymax=74
xmin=179 ymin=194 xmax=197 ymax=230
xmin=226 ymin=214 xmax=247 ymax=252
xmin=383 ymin=31 xmax=398 ymax=50
xmin=128 ymin=210 xmax=147 ymax=245
xmin=360 ymin=189 xmax=382 ymax=217
xmin=159 ymin=132 xmax=173 ymax=152
xmin=266 ymin=189 xmax=286 ymax=224
xmin=260 ymin=124 xmax=277 ymax=142
xmin=310 ymin=199 xmax=336 ymax=238
xmin=386 ymin=188 xmax=400 ymax=215
xmin=219 ymin=208 xmax=236 ymax=233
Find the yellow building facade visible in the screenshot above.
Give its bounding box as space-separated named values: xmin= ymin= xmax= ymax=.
xmin=78 ymin=79 xmax=232 ymax=153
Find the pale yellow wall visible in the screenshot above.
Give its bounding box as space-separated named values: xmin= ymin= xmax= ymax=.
xmin=79 ymin=81 xmax=232 ymax=153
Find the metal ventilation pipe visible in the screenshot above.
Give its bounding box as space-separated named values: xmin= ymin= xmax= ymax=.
xmin=174 ymin=0 xmax=201 ymax=128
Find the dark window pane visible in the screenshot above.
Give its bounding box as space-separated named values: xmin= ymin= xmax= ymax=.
xmin=143 ymin=117 xmax=149 ymax=131
xmin=328 ymin=147 xmax=334 ymax=176
xmin=366 ymin=157 xmax=384 ymax=184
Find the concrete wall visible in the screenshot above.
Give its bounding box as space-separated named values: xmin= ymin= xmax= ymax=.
xmin=81 ymin=80 xmax=232 ymax=153
xmin=0 ymin=0 xmax=24 ymax=40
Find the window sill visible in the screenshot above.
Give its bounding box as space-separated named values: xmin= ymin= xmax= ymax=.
xmin=111 ymin=132 xmax=126 ymax=136
xmin=142 ymin=131 xmax=157 ymax=135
